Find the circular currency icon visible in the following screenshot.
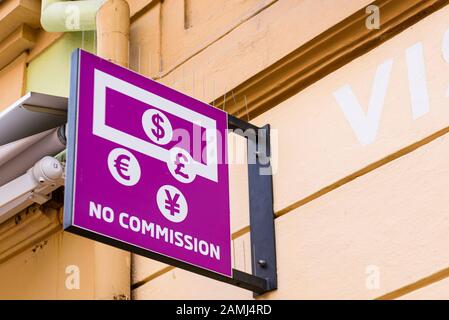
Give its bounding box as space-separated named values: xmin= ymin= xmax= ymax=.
xmin=156 ymin=185 xmax=188 ymax=223
xmin=142 ymin=109 xmax=173 ymax=145
xmin=107 ymin=148 xmax=141 ymax=186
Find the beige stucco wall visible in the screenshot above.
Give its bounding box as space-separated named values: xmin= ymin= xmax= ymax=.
xmin=131 ymin=1 xmax=449 ymax=299
xmin=0 ymin=52 xmax=26 ymax=111
xmin=0 ymin=231 xmax=96 ymax=300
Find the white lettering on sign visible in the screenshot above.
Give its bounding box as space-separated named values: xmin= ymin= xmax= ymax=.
xmin=88 ymin=201 xmax=221 ymax=261
xmin=89 ymin=201 xmax=114 ymax=223
xmin=334 ymin=29 xmax=449 ymax=145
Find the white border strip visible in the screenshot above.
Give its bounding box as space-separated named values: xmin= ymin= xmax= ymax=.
xmin=93 ymin=69 xmax=218 ymax=182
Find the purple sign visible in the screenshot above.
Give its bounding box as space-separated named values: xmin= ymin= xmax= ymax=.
xmin=64 ymin=50 xmax=232 ymax=277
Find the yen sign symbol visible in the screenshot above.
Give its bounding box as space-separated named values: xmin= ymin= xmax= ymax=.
xmin=156 ymin=185 xmax=188 ymax=223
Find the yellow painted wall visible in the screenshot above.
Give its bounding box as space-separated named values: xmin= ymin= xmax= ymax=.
xmin=130 ymin=1 xmax=449 ymax=300
xmin=26 ymin=32 xmax=95 ymax=97
xmin=0 ymin=32 xmax=106 ymax=299
xmin=0 ymin=53 xmax=26 ymax=111
xmin=0 ymin=231 xmax=96 ymax=300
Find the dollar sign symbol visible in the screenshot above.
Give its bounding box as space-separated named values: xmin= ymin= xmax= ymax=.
xmin=151 ymin=113 xmax=165 ymax=141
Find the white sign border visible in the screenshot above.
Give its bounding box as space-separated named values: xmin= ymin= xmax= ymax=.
xmin=93 ymin=69 xmax=219 ymax=182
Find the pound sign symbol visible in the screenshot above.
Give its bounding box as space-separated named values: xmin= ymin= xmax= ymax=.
xmin=174 ymin=153 xmax=189 ymax=179
xmin=167 ymin=147 xmax=196 ymax=184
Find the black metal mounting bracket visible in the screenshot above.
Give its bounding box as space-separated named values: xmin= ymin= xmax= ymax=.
xmin=227 ymin=114 xmax=278 ymax=296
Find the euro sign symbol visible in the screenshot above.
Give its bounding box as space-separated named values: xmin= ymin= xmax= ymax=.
xmin=151 ymin=113 xmax=165 ymax=141
xmin=114 ymin=154 xmax=131 ymax=181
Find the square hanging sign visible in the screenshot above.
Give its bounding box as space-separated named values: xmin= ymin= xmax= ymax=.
xmin=64 ymin=49 xmax=232 ymax=277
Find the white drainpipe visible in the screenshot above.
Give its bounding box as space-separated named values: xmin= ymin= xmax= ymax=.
xmin=40 ymin=0 xmax=106 ymax=32
xmin=39 ymin=0 xmax=132 ymax=300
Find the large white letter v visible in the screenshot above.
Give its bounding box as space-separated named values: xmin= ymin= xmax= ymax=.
xmin=333 ymin=58 xmax=393 ymax=146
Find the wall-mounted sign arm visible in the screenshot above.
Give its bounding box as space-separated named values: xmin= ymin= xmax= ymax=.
xmin=228 ymin=114 xmax=261 ymax=132
xmin=228 ymin=115 xmax=277 ymax=296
